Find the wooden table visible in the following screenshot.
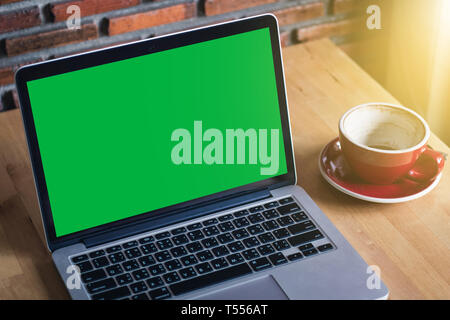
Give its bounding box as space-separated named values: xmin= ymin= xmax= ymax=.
xmin=0 ymin=39 xmax=448 ymax=300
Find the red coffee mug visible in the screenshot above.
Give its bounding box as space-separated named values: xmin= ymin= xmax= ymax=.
xmin=339 ymin=103 xmax=445 ymax=185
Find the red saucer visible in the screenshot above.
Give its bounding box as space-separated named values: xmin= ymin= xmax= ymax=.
xmin=319 ymin=138 xmax=443 ymax=203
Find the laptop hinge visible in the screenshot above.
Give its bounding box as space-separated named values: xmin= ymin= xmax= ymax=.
xmin=82 ymin=188 xmax=271 ymax=248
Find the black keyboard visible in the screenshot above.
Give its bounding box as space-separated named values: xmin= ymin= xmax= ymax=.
xmin=71 ymin=196 xmax=335 ymax=300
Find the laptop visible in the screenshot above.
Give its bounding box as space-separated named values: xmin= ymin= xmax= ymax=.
xmin=15 ymin=14 xmax=389 ymax=300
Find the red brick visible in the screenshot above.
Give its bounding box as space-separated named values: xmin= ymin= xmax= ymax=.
xmin=51 ymin=0 xmax=140 ymax=22
xmin=0 ymin=6 xmax=41 ymax=34
xmin=5 ymin=23 xmax=98 ymax=56
xmin=273 ymin=2 xmax=324 ymax=26
xmin=279 ymin=31 xmax=290 ymax=47
xmin=204 ymin=0 xmax=276 ymax=16
xmin=296 ymin=19 xmax=362 ymax=42
xmin=333 ymin=0 xmax=362 ymax=14
xmin=0 ymin=0 xmax=23 ymax=6
xmin=107 ymin=3 xmax=196 ymax=36
xmin=0 ymin=67 xmax=14 ymax=86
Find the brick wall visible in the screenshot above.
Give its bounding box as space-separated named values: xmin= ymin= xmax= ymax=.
xmin=0 ymin=0 xmax=365 ymax=112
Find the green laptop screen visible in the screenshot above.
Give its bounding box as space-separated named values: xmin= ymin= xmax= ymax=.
xmin=27 ymin=27 xmax=288 ymax=237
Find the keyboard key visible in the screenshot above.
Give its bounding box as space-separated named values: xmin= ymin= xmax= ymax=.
xmin=233 ymin=209 xmax=249 ymax=217
xmin=106 ymin=245 xmax=122 ymax=253
xmin=71 ymin=254 xmax=88 ymax=263
xmin=122 ymin=259 xmax=140 ymax=272
xmin=155 ymin=231 xmax=171 ymax=240
xmin=287 ymin=220 xmax=315 ymax=235
xmin=233 ymin=217 xmax=250 ymax=228
xmin=203 ymin=218 xmax=218 ymax=226
xmin=247 ymin=224 xmax=265 ymax=235
xmin=226 ymin=253 xmax=244 ymax=265
xmin=179 ymin=267 xmax=197 ymax=279
xmin=76 ymin=261 xmax=93 ymax=273
xmin=148 ymin=264 xmax=166 ymax=276
xmin=243 ymin=236 xmax=260 ymax=248
xmin=273 ymin=228 xmax=290 ymax=239
xmin=156 ymin=238 xmax=173 ymax=250
xmin=146 ymin=276 xmax=164 ymax=289
xmin=122 ymin=241 xmax=138 ymax=249
xmin=218 ymin=214 xmax=234 ymax=222
xmin=124 ymin=247 xmax=142 ymax=259
xmin=249 ymin=257 xmax=272 ymax=271
xmin=298 ymin=243 xmax=314 ymax=251
xmin=186 ymin=241 xmax=203 ymax=253
xmin=278 ymin=203 xmax=301 ymax=215
xmin=257 ymin=244 xmax=275 ymax=256
xmin=273 ymin=240 xmax=290 ymax=251
xmin=202 ymin=237 xmax=219 ymax=248
xmin=217 ymin=233 xmax=234 ymax=244
xmin=92 ymin=286 xmax=130 ymax=300
xmin=154 ymin=250 xmax=171 ymax=262
xmin=203 ymin=226 xmax=220 ymax=237
xmin=268 ymin=252 xmax=288 ymax=265
xmin=264 ymin=201 xmax=279 ymax=209
xmin=132 ymin=268 xmax=150 ymax=281
xmin=277 ymin=216 xmax=294 ymax=226
xmin=262 ymin=209 xmax=279 ymax=220
xmin=140 ymin=243 xmax=157 ymax=255
xmin=138 ymin=255 xmax=156 ymax=267
xmin=195 ymin=262 xmax=213 ymax=274
xmin=181 ymin=254 xmax=198 ymax=266
xmin=106 ymin=264 xmax=123 ymax=277
xmin=187 ymin=230 xmax=204 ymax=241
xmin=116 ymin=273 xmax=133 ymax=285
xmin=242 ymin=248 xmax=260 ymax=260
xmin=171 ymin=227 xmax=186 ymax=235
xmin=248 ymin=213 xmax=264 ymax=224
xmin=227 ymin=241 xmax=245 ymax=253
xmin=163 ymin=272 xmax=180 ymax=284
xmin=170 ymin=246 xmax=188 ymax=257
xmin=287 ymin=252 xmax=303 ymax=261
xmin=165 ymin=259 xmax=182 ymax=271
xmin=258 ymin=232 xmax=275 ymax=244
xmin=262 ymin=220 xmax=279 ymax=231
xmin=288 ymin=230 xmax=324 ymax=246
xmin=196 ymin=250 xmax=213 ymax=262
xmin=89 ymin=250 xmax=105 ymax=258
xmin=138 ymin=236 xmax=154 ymax=244
xmin=92 ymin=257 xmax=109 ymax=268
xmin=211 ymin=257 xmax=229 ymax=269
xmin=148 ymin=287 xmax=171 ymax=300
xmin=278 ymin=197 xmax=294 ymax=205
xmin=232 ymin=228 xmax=249 ymax=239
xmin=212 ymin=245 xmax=229 ymax=257
xmin=302 ymin=248 xmax=319 ymax=256
xmin=81 ymin=269 xmax=107 ymax=283
xmin=108 ymin=252 xmax=125 ymax=264
xmin=218 ymin=222 xmax=235 ymax=232
xmin=291 ymin=212 xmax=308 ymax=222
xmin=186 ymin=222 xmax=202 ymax=230
xmin=130 ymin=281 xmax=147 ymax=294
xmin=317 ymin=243 xmax=334 ymax=252
xmin=172 ymin=234 xmax=189 ymax=246
xmin=170 ymin=263 xmax=252 ymax=296
xmin=86 ymin=278 xmax=116 ymax=294
xmin=131 ymin=293 xmax=149 ymax=300
xmin=249 ymin=205 xmax=264 ymax=213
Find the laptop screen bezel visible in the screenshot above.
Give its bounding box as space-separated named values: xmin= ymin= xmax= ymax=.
xmin=15 ymin=14 xmax=296 ymax=251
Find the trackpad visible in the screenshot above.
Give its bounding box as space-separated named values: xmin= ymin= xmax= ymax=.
xmin=196 ymin=275 xmax=289 ymax=300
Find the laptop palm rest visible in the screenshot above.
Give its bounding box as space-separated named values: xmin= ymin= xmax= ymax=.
xmin=193 ymin=275 xmax=289 ymax=300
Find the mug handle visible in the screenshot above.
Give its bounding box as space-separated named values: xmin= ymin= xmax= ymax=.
xmin=406 ymin=146 xmax=445 ymax=182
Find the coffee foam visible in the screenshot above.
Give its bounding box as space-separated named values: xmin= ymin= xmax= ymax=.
xmin=342 ymin=105 xmax=426 ymax=150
